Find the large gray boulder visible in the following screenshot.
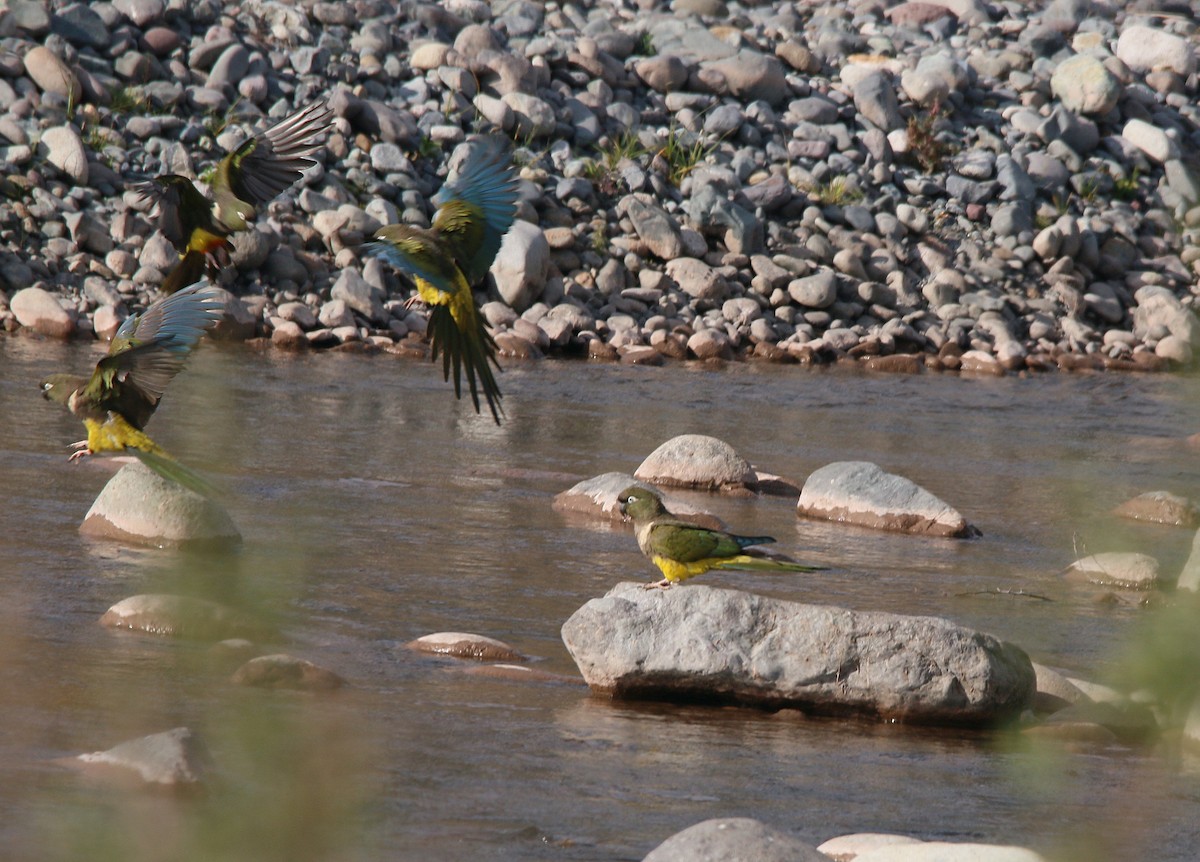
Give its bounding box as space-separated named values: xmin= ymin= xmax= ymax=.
xmin=643 ymin=818 xmax=827 ymax=862
xmin=80 ymin=460 xmax=240 ymax=548
xmin=562 ymin=584 xmax=1033 ymax=725
xmin=797 ymin=461 xmax=977 ymax=538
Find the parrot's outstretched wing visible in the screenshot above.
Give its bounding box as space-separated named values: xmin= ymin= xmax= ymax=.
xmin=431 ymin=138 xmax=520 ymax=286
xmin=222 ymin=100 xmax=334 ymax=207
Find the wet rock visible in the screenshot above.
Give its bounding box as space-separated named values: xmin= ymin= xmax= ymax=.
xmin=562 ymin=583 xmax=1034 ymax=724
xmin=643 ymin=817 xmax=828 ymax=862
xmin=406 ymin=632 xmax=526 ymax=662
xmin=80 ymin=460 xmax=241 ymax=549
xmin=460 ymin=663 xmax=586 ymax=685
xmin=100 ymin=594 xmax=266 ymax=640
xmin=1027 ymin=700 xmax=1158 ymax=745
xmin=232 ymin=654 xmax=345 ymax=690
xmin=1112 ymin=491 xmax=1199 ymax=527
xmin=634 ymin=434 xmax=757 ymax=493
xmin=551 ymin=472 xmax=723 ymax=527
xmin=11 ymin=287 xmax=76 ymax=338
xmin=797 ymin=461 xmax=978 ymax=538
xmin=1064 ymin=553 xmax=1159 ymax=590
xmin=851 ymin=842 xmax=1048 ymax=862
xmin=75 ymin=727 xmax=208 ymax=787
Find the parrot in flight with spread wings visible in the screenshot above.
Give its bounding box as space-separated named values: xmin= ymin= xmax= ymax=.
xmin=618 ymin=485 xmax=824 ymax=588
xmin=133 ymin=99 xmax=333 ymax=294
xmin=365 ymin=137 xmax=519 ymax=424
xmin=40 ymin=283 xmax=225 ymax=495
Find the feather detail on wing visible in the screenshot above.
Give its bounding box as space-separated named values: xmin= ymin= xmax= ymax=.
xmin=431 ymin=137 xmax=520 ymax=286
xmin=363 ymin=228 xmax=460 ymax=298
xmin=226 ymin=100 xmax=333 ymax=206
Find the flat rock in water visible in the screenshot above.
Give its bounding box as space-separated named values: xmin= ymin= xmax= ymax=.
xmin=80 ymin=460 xmax=240 ymax=549
xmin=551 ymin=471 xmax=723 ymax=528
xmin=796 ymin=461 xmax=978 ymax=538
xmin=852 ymin=842 xmax=1048 ymax=862
xmin=634 ymin=434 xmax=758 ymax=493
xmin=10 ymin=286 xmax=75 ymax=338
xmin=819 ymin=833 xmax=924 ymax=860
xmin=100 ymin=593 xmax=270 ymax=641
xmin=407 ymin=632 xmax=526 ymax=661
xmin=1112 ymin=491 xmax=1199 ymax=527
xmin=1063 ymin=552 xmax=1159 ymax=590
xmin=231 ymin=654 xmax=345 ymax=690
xmin=562 ymin=584 xmax=1034 ymax=725
xmin=642 ymin=817 xmax=828 ymax=862
xmin=74 ymin=727 xmax=208 ymax=787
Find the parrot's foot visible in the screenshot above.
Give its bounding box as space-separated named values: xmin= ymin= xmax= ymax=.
xmin=403 ymin=294 xmax=428 ymax=311
xmin=67 ymin=445 xmax=94 ymax=462
xmin=643 ymin=579 xmax=673 ymax=590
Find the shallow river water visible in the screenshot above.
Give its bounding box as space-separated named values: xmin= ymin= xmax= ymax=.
xmin=3 ymin=334 xmax=1200 ymax=861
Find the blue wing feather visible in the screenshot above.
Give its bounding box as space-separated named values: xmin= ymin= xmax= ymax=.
xmin=432 ymin=138 xmax=519 ymax=286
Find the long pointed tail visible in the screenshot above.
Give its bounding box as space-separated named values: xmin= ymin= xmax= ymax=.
xmin=132 ymin=449 xmax=220 ymax=498
xmin=713 ymin=556 xmax=825 ymax=573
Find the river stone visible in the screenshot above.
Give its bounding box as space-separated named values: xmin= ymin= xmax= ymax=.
xmin=1050 ymin=53 xmax=1120 ymax=116
xmin=11 ymin=286 xmax=76 ymax=337
xmin=80 ymin=460 xmax=240 ymax=548
xmin=406 ymin=632 xmax=526 ymax=661
xmin=1176 ymin=528 xmax=1200 ymax=593
xmin=622 ymin=196 xmax=684 ymax=260
xmin=1064 ymin=552 xmax=1159 ymax=590
xmin=562 ymin=584 xmax=1034 ymax=724
xmin=206 ymin=286 xmax=257 ymax=340
xmin=797 ymin=461 xmax=977 ymax=538
xmin=852 ymin=69 xmax=903 ymax=132
xmin=491 ymin=219 xmax=549 ymax=312
xmin=664 ymin=257 xmax=727 ymax=302
xmin=818 ymin=833 xmax=924 ymax=860
xmin=39 ymin=126 xmax=89 ymax=185
xmin=1122 ymin=118 xmax=1177 ymax=164
xmin=231 ymin=654 xmax=345 ymax=690
xmin=634 ymin=434 xmax=757 ymax=492
xmin=76 ymin=727 xmax=208 ymax=787
xmin=1031 ymin=662 xmax=1090 ymax=714
xmin=643 ymin=818 xmax=827 ymax=862
xmin=100 ymin=593 xmax=266 ymax=640
xmin=852 ymin=842 xmax=1048 ymax=862
xmin=701 ymin=50 xmax=790 ymax=106
xmin=1116 ymin=25 xmax=1195 ymax=77
xmin=22 ymin=46 xmax=81 ymax=101
xmin=1112 ymin=491 xmax=1199 ymax=527
xmin=551 ymin=472 xmax=724 ymax=527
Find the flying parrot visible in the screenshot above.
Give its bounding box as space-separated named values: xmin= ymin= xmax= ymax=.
xmin=40 ymin=283 xmax=225 ymax=496
xmin=133 ymin=99 xmax=334 ymax=294
xmin=364 ymin=137 xmax=519 ymax=424
xmin=618 ymin=485 xmax=823 ymax=588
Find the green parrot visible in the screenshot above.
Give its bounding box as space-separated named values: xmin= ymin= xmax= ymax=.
xmin=618 ymin=485 xmax=823 ymax=588
xmin=133 ymin=99 xmax=333 ymax=294
xmin=40 ymin=283 xmax=225 ymax=496
xmin=365 ymin=137 xmax=519 ymax=424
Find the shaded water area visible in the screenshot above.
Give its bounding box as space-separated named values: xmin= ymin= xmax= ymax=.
xmin=3 ymin=333 xmax=1200 ymax=860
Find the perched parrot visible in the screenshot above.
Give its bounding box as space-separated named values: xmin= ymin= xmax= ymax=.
xmin=40 ymin=283 xmax=225 ymax=496
xmin=365 ymin=137 xmax=519 ymax=424
xmin=133 ymin=99 xmax=333 ymax=294
xmin=618 ymin=485 xmax=823 ymax=588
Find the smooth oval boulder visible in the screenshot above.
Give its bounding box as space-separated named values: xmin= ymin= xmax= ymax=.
xmin=80 ymin=460 xmax=240 ymax=548
xmin=100 ymin=594 xmax=270 ymax=641
xmin=1111 ymin=491 xmax=1199 ymax=527
xmin=643 ymin=817 xmax=828 ymax=862
xmin=406 ymin=632 xmax=526 ymax=662
xmin=74 ymin=727 xmax=208 ymax=787
xmin=562 ymin=584 xmax=1034 ymax=725
xmin=852 ymin=842 xmax=1048 ymax=862
xmin=11 ymin=286 xmax=76 ymax=338
xmin=796 ymin=461 xmax=977 ymax=538
xmin=819 ymin=833 xmax=923 ymax=860
xmin=635 ymin=434 xmax=757 ymax=493
xmin=1063 ymin=552 xmax=1159 ymax=590
xmin=551 ymin=472 xmax=723 ymax=528
xmin=231 ymin=654 xmax=345 ymax=690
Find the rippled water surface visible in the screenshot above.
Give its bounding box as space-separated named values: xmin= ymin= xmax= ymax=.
xmin=3 ymin=334 xmax=1200 ymax=861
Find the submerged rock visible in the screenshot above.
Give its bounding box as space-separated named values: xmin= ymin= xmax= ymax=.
xmin=562 ymin=584 xmax=1033 ymax=725
xmin=1111 ymin=491 xmax=1199 ymax=528
xmin=406 ymin=632 xmax=527 ymax=662
xmin=231 ymin=654 xmax=345 ymax=690
xmin=796 ymin=461 xmax=978 ymax=538
xmin=634 ymin=434 xmax=758 ymax=493
xmin=1063 ymin=553 xmax=1159 ymax=590
xmin=11 ymin=286 xmax=76 ymax=338
xmin=80 ymin=460 xmax=240 ymax=548
xmin=643 ymin=817 xmax=828 ymax=862
xmin=74 ymin=727 xmax=208 ymax=787
xmin=100 ymin=593 xmax=270 ymax=641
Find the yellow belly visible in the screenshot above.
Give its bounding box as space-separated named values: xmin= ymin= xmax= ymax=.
xmin=651 ymin=556 xmax=720 ymax=584
xmin=187 ymin=227 xmax=229 ymax=256
xmin=85 ymin=414 xmax=165 ymax=456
